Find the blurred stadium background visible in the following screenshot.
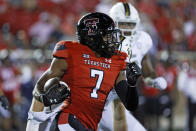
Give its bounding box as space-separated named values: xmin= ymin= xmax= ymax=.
xmin=0 ymin=0 xmax=196 ymax=131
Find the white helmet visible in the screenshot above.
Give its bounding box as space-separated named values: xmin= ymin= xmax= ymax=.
xmin=109 ymin=2 xmax=140 ymax=40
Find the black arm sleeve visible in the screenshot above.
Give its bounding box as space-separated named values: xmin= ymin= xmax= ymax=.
xmin=114 ymin=80 xmax=138 ymax=111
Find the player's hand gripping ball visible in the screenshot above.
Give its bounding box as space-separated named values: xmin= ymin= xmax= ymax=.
xmin=42 ymin=78 xmax=71 ymax=107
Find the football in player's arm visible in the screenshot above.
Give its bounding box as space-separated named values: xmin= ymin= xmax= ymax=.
xmin=26 ymin=12 xmax=141 ymax=131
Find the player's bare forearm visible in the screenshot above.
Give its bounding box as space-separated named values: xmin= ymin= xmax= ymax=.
xmin=29 ymin=98 xmax=44 ymax=112
xmin=141 ymin=54 xmax=157 ymax=78
xmin=31 ymin=70 xmax=59 ymax=112
xmin=31 ymin=58 xmax=67 ymax=111
xmin=142 ymin=55 xmax=168 ymax=90
xmin=33 ymin=58 xmax=67 ymax=101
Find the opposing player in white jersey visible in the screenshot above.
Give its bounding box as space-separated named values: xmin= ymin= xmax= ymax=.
xmin=98 ymin=2 xmax=167 ymax=131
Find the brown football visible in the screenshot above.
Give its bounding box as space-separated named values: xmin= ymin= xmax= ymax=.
xmin=44 ymin=77 xmax=60 ymax=92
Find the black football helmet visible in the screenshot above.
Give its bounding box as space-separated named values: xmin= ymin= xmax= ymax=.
xmin=77 ymin=12 xmax=121 ymax=58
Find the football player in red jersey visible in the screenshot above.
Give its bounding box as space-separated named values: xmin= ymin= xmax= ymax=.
xmin=26 ymin=12 xmax=141 ymax=131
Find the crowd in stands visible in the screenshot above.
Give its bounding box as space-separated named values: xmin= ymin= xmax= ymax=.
xmin=0 ymin=0 xmax=196 ymax=130
xmin=0 ymin=0 xmax=195 ymax=52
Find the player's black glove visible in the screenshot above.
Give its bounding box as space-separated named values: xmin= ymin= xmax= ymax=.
xmin=0 ymin=95 xmax=10 ymax=110
xmin=126 ymin=62 xmax=142 ymax=86
xmin=42 ymin=82 xmax=71 ymax=107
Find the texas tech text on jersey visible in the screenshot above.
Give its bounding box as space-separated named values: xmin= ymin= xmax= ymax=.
xmin=84 ymin=59 xmax=111 ymax=69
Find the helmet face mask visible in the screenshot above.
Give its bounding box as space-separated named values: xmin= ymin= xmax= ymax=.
xmin=77 ymin=12 xmax=121 ymax=58
xmin=103 ymin=29 xmax=121 ymax=54
xmin=109 ymin=2 xmax=140 ymax=40
xmin=117 ymin=21 xmax=137 ymax=36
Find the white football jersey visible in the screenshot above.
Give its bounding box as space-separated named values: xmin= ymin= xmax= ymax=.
xmin=105 ymin=31 xmax=153 ymax=105
xmin=121 ymin=30 xmax=153 ymax=68
xmin=98 ymin=31 xmax=152 ymax=131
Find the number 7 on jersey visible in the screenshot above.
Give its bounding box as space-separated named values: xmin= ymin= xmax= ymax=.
xmin=90 ymin=69 xmax=104 ymax=98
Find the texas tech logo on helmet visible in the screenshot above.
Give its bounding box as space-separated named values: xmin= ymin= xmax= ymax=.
xmin=84 ymin=18 xmax=99 ymax=35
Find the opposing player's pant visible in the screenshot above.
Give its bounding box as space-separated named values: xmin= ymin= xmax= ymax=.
xmin=98 ymin=101 xmax=147 ymax=131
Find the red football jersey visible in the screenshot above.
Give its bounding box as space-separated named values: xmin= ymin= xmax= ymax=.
xmin=53 ymin=41 xmax=127 ymax=130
